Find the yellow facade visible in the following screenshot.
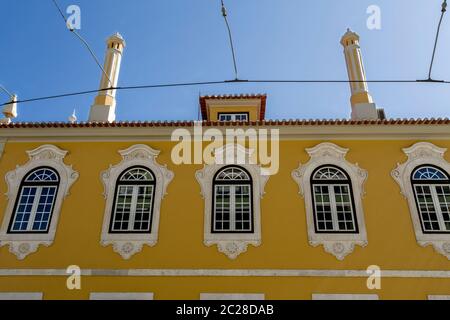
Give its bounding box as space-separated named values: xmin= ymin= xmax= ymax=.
xmin=0 ymin=131 xmax=449 ymax=300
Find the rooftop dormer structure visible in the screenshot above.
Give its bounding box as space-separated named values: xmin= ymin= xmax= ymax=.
xmin=199 ymin=94 xmax=267 ymax=122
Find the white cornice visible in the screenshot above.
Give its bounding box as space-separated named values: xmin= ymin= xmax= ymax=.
xmin=0 ymin=125 xmax=449 ymax=142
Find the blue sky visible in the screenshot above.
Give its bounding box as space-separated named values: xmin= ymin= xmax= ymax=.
xmin=1 ymin=0 xmax=449 ymax=122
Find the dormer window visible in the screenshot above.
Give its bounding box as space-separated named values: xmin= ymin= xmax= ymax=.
xmin=218 ymin=113 xmax=249 ymax=122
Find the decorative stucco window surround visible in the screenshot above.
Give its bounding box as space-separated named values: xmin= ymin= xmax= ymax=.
xmin=195 ymin=144 xmax=269 ymax=259
xmin=291 ymin=142 xmax=368 ymax=260
xmin=0 ymin=145 xmax=79 ymax=260
xmin=100 ymin=144 xmax=174 ymax=259
xmin=391 ymin=142 xmax=450 ymax=260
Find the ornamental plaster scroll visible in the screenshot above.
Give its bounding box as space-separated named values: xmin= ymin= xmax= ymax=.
xmin=391 ymin=142 xmax=450 ymax=260
xmin=196 ymin=143 xmax=269 ymax=259
xmin=291 ymin=142 xmax=368 ymax=260
xmin=100 ymin=144 xmax=174 ymax=259
xmin=0 ymin=145 xmax=79 ymax=259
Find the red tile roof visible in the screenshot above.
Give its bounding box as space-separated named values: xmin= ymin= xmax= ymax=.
xmin=199 ymin=94 xmax=267 ymax=121
xmin=0 ymin=118 xmax=448 ymax=129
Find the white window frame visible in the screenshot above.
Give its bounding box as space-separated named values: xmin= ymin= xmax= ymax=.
xmin=218 ymin=113 xmax=248 ymax=122
xmin=413 ymin=182 xmax=450 ymax=232
xmin=89 ymin=292 xmax=154 ymax=300
xmin=196 ymin=144 xmax=269 ymax=259
xmin=200 ymin=293 xmax=265 ymax=300
xmin=312 ymin=294 xmax=378 ymax=300
xmin=213 ymin=171 xmax=253 ymax=232
xmin=0 ymin=292 xmax=43 ymax=300
xmin=9 ymin=168 xmax=59 ymax=233
xmin=0 ymin=145 xmax=78 ymax=260
xmin=110 ymin=168 xmax=155 ymax=233
xmin=100 ymin=145 xmax=174 ymax=260
xmin=291 ymin=143 xmax=368 ymax=260
xmin=311 ymin=171 xmax=358 ymax=233
xmin=392 ymin=142 xmax=450 ymax=260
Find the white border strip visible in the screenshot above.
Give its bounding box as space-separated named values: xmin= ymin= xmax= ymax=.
xmin=1 ymin=269 xmax=450 ymax=278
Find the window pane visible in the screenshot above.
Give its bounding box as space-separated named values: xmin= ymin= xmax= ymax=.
xmin=112 ymin=186 xmax=133 ymax=231
xmin=214 ymin=185 xmax=231 ymax=231
xmin=133 ymin=185 xmax=153 ymax=231
xmin=415 ymin=185 xmax=441 ymax=231
xmin=11 ymin=187 xmax=37 ymax=231
xmin=32 ymin=186 xmax=57 ymax=231
xmin=313 ymin=185 xmax=333 ymax=231
xmin=234 ymin=185 xmax=251 ymax=231
xmin=436 ymin=185 xmax=450 ymax=231
xmin=334 ymin=185 xmax=356 ymax=231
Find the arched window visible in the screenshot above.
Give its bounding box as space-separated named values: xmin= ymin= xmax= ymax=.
xmin=8 ymin=167 xmax=60 ymax=233
xmin=109 ymin=167 xmax=156 ymax=233
xmin=310 ymin=165 xmax=358 ymax=233
xmin=411 ymin=165 xmax=450 ymax=233
xmin=212 ymin=166 xmax=253 ymax=233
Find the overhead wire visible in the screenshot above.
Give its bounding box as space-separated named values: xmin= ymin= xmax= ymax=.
xmin=1 ymin=79 xmax=449 ymax=107
xmin=51 ymin=0 xmax=113 ymax=88
xmin=221 ymin=0 xmax=239 ymax=80
xmin=423 ymin=0 xmax=448 ymax=81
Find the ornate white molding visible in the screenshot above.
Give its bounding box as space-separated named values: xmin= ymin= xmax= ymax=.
xmin=291 ymin=142 xmax=368 ymax=260
xmin=100 ymin=144 xmax=174 ymax=259
xmin=0 ymin=145 xmax=79 ymax=259
xmin=196 ymin=144 xmax=269 ymax=259
xmin=391 ymin=142 xmax=450 ymax=260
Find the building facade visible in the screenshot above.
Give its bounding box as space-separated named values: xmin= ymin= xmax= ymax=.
xmin=0 ymin=30 xmax=449 ymax=300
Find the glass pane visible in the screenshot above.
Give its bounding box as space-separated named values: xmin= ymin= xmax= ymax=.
xmin=313 ymin=185 xmax=333 ymax=231
xmin=120 ymin=168 xmax=154 ymax=181
xmin=25 ymin=168 xmax=58 ymax=182
xmin=11 ymin=187 xmax=37 ymax=231
xmin=436 ymin=185 xmax=450 ymax=231
xmin=413 ymin=167 xmax=448 ymax=180
xmin=215 ymin=167 xmax=250 ymax=181
xmin=313 ymin=167 xmax=347 ymax=181
xmin=234 ymin=185 xmax=251 ymax=231
xmin=133 ymin=185 xmax=153 ymax=231
xmin=214 ymin=185 xmax=231 ymax=231
xmin=334 ymin=185 xmax=356 ymax=231
xmin=31 ymin=186 xmax=57 ymax=231
xmin=112 ymin=186 xmax=133 ymax=231
xmin=415 ymin=185 xmax=441 ymax=231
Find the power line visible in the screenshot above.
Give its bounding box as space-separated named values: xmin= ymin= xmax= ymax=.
xmin=51 ymin=0 xmax=113 ymax=88
xmin=426 ymin=0 xmax=447 ymax=81
xmin=220 ymin=0 xmax=239 ymax=80
xmin=0 ymin=85 xmax=14 ymax=99
xmin=2 ymin=78 xmax=449 ymax=107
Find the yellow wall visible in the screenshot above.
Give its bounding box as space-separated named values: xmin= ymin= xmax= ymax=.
xmin=0 ymin=139 xmax=449 ymax=299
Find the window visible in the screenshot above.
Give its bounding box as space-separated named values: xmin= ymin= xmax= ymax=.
xmin=311 ymin=166 xmax=358 ymax=233
xmin=110 ymin=167 xmax=156 ymax=233
xmin=0 ymin=145 xmax=78 ymax=260
xmin=218 ymin=113 xmax=248 ymax=122
xmin=212 ymin=167 xmax=253 ymax=233
xmin=411 ymin=166 xmax=450 ymax=233
xmin=8 ymin=168 xmax=59 ymax=233
xmin=100 ymin=145 xmax=173 ymax=259
xmin=291 ymin=143 xmax=368 ymax=260
xmin=196 ymin=144 xmax=269 ymax=259
xmin=392 ymin=142 xmax=450 ymax=260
